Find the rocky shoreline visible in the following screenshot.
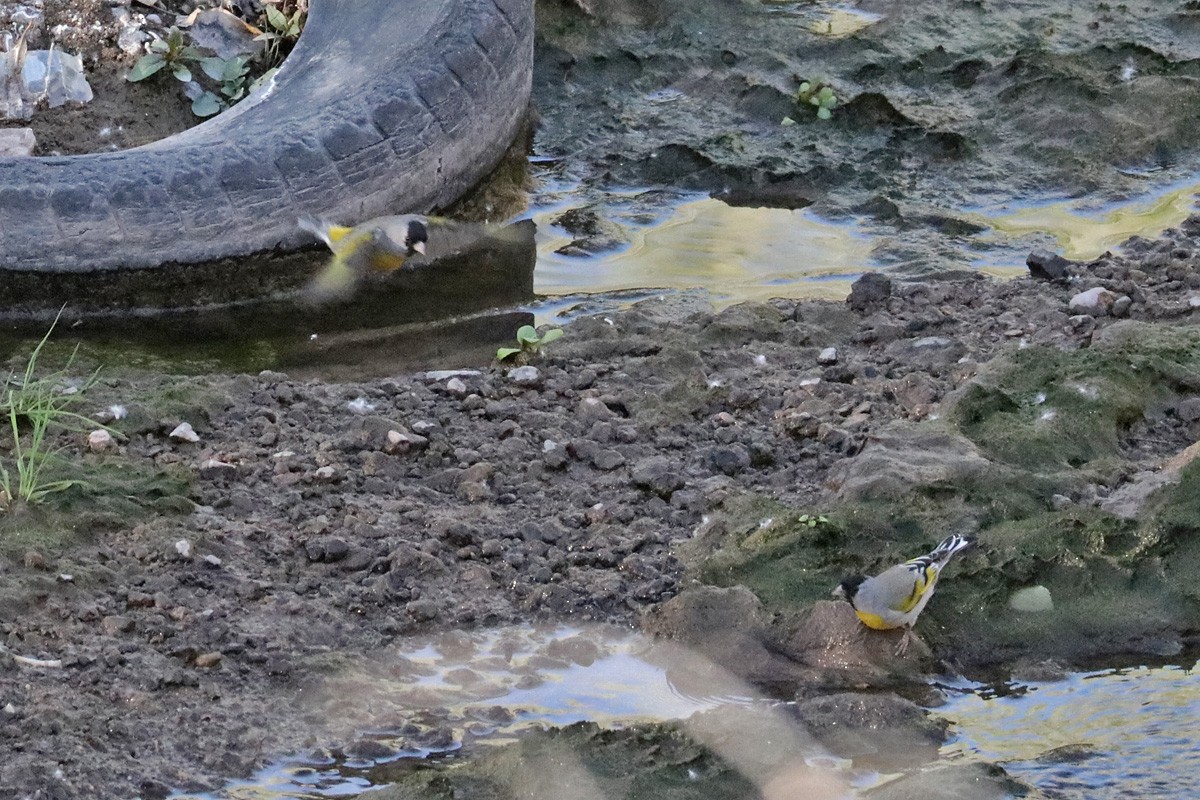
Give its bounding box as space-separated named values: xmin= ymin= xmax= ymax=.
xmin=2 ymin=214 xmax=1200 ymax=796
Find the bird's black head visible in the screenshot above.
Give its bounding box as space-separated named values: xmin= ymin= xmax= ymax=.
xmin=833 ymin=574 xmax=867 ymax=604
xmin=405 ymin=219 xmax=429 ymax=256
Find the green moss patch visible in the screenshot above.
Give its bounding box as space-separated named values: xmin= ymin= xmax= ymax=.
xmin=951 ymin=322 xmax=1200 ymax=472
xmin=0 ymin=455 xmax=191 ymax=557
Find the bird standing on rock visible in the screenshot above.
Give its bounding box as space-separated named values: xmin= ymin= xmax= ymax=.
xmin=832 ymin=534 xmax=975 ymax=656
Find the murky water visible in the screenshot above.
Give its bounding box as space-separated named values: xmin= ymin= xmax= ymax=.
xmin=522 ymin=172 xmax=1200 ymax=319
xmin=173 ymin=625 xmax=869 ymax=799
xmin=178 ymin=626 xmax=1200 ymax=799
xmin=940 ymin=661 xmax=1200 ymax=798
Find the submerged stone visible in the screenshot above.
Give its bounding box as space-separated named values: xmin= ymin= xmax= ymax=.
xmin=1008 ymin=585 xmax=1053 ymax=612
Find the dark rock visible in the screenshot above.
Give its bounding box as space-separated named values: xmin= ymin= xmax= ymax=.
xmin=592 ymin=448 xmax=626 ymax=471
xmin=631 ymin=456 xmax=685 ymax=498
xmin=1178 ymin=397 xmax=1200 ymax=422
xmin=347 ymin=738 xmax=398 ymax=760
xmin=543 ymin=441 xmax=569 ymax=469
xmin=869 ymin=763 xmax=1032 ymax=800
xmin=641 ymin=585 xmax=804 ymax=690
xmin=709 ymin=444 xmax=752 ymax=475
xmin=795 ymin=692 xmax=947 ymax=759
xmin=306 ymin=537 xmax=350 ymax=563
xmin=1026 ymin=249 xmax=1073 ymax=282
xmin=406 ymin=599 xmax=440 ymax=622
xmin=847 ymin=272 xmax=892 ymax=311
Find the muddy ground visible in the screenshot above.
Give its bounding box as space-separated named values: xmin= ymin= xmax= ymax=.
xmin=4 ymin=217 xmax=1200 ymax=796
xmin=5 ymin=0 xmax=1200 ymax=797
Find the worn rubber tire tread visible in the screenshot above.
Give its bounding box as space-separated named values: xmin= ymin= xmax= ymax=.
xmin=0 ymin=0 xmax=533 ymax=272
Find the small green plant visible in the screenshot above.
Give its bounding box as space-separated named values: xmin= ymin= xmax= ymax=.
xmin=191 ymin=55 xmax=260 ymax=118
xmin=127 ymin=27 xmax=208 ymax=83
xmin=497 ymin=325 xmax=564 ymax=362
xmin=128 ymin=10 xmax=298 ymax=119
xmin=797 ymin=513 xmax=830 ymax=528
xmin=255 ymin=0 xmax=306 ymax=66
xmin=0 ymin=314 xmax=109 ymax=508
xmin=788 ymin=81 xmax=838 ymax=121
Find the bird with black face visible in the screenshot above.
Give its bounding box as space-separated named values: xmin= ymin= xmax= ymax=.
xmin=298 ymin=213 xmax=431 ymax=302
xmin=832 ymin=534 xmax=975 ymax=656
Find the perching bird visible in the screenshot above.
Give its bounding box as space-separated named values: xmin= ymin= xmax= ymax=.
xmin=832 ymin=534 xmax=975 ymax=656
xmin=298 ymin=213 xmax=431 ymax=302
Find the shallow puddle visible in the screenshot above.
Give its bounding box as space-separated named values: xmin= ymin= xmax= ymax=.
xmin=969 ymin=179 xmax=1200 ymax=271
xmin=527 ymin=174 xmax=1200 ymax=311
xmin=172 ymin=625 xmax=870 ymax=799
xmin=528 ymin=191 xmax=875 ymax=305
xmin=939 ymin=660 xmax=1200 ymax=798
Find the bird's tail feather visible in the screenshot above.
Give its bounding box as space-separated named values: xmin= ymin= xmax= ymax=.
xmin=298 ymin=213 xmax=334 ymax=247
xmin=302 ymin=254 xmax=356 ymax=305
xmin=929 ymin=534 xmax=975 ymax=563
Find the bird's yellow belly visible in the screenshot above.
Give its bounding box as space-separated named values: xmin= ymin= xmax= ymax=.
xmin=369 ymin=252 xmax=408 ymax=273
xmin=854 ymin=608 xmax=900 ymax=630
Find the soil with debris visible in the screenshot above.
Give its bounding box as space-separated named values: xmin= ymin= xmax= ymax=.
xmin=4 ymin=0 xmax=1200 ymax=796
xmin=3 ymin=214 xmax=1200 ymax=796
xmin=0 ymin=0 xmax=270 ymax=154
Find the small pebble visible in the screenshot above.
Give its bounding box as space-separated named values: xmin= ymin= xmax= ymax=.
xmin=169 ymin=422 xmax=200 ymax=443
xmin=87 ymin=429 xmax=116 ymax=452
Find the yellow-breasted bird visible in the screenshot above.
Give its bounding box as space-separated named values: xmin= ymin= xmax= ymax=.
xmin=832 ymin=534 xmax=975 ymax=656
xmin=298 ymin=213 xmax=431 ymax=302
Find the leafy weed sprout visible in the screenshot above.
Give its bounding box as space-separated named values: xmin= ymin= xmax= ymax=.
xmin=0 ymin=314 xmax=108 ymax=508
xmin=497 ymin=325 xmax=564 ymax=363
xmin=782 ymin=81 xmax=838 ymax=123
xmin=128 ymin=0 xmax=307 ymax=118
xmin=256 ymin=0 xmax=307 ymax=66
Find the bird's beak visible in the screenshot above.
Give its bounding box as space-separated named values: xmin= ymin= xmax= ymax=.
xmin=831 ymin=585 xmax=845 ymax=599
xmin=412 ymin=242 xmax=426 ymax=256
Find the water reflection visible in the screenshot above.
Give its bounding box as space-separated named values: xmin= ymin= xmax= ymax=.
xmin=529 ymin=192 xmax=876 ymax=304
xmin=173 ymin=625 xmax=856 ymax=800
xmin=940 ymin=661 xmax=1200 ymax=798
xmin=970 ymin=179 xmax=1200 ymax=271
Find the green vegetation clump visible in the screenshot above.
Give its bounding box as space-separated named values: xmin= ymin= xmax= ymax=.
xmin=0 ymin=317 xmax=107 ymax=508
xmin=128 ymin=1 xmax=306 ymax=117
xmin=783 ymin=81 xmax=838 ymax=124
xmin=497 ymin=325 xmax=564 ymax=363
xmin=951 ymin=325 xmax=1200 ymax=472
xmin=0 ymin=317 xmax=192 ymax=556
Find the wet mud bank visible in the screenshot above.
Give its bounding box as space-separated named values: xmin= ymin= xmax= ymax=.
xmin=5 ymin=213 xmax=1200 ymax=795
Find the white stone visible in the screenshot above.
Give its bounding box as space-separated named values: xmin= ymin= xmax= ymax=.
xmin=175 ymin=539 xmax=192 ymax=558
xmin=169 ymin=422 xmax=200 ymax=443
xmin=817 ymin=347 xmax=838 ymax=365
xmin=1068 ymin=287 xmax=1116 ymax=316
xmin=0 ymin=128 xmax=35 ymax=157
xmin=346 ymin=397 xmax=375 ymax=415
xmin=86 ymin=429 xmax=115 ymax=452
xmin=509 ymin=365 xmax=541 ymax=387
xmin=445 ymin=377 xmax=468 ymax=396
xmin=1009 ymin=585 xmax=1053 ymax=612
xmin=423 ymin=369 xmax=482 ymax=381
